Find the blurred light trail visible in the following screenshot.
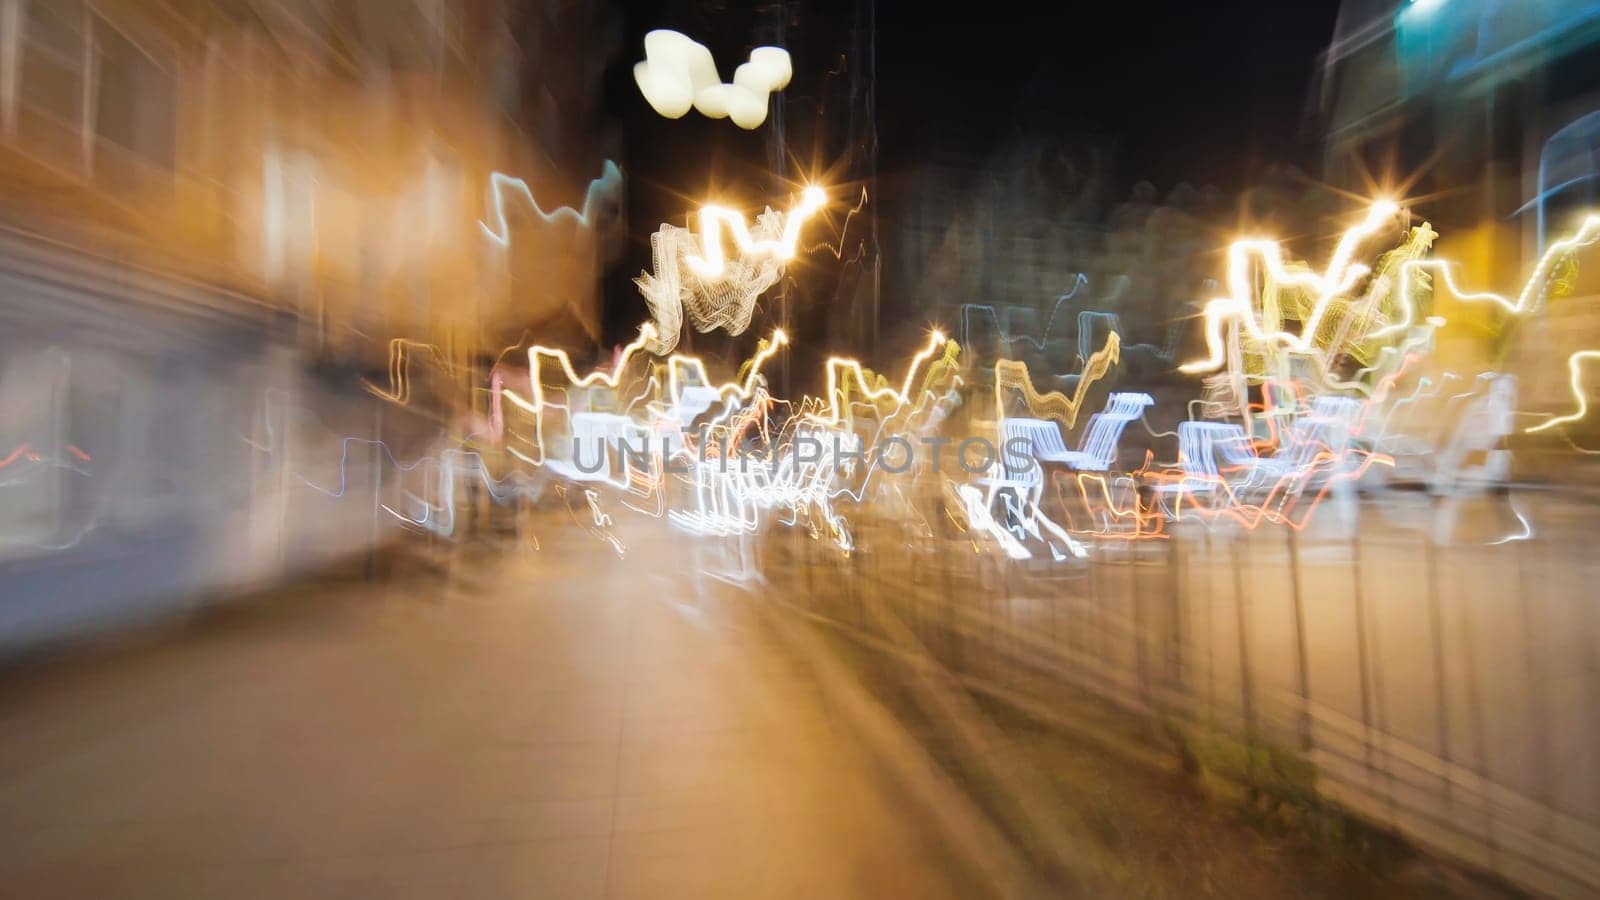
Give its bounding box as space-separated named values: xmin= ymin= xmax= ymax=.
xmin=1527 ymin=350 xmax=1600 ymax=433
xmin=1488 ymin=498 xmax=1534 ymax=545
xmin=365 ymin=339 xmax=453 ymax=404
xmin=637 ymin=186 xmax=828 ymax=353
xmin=498 ymin=323 xmax=661 ymax=462
xmin=814 ymin=329 xmax=947 ymax=425
xmin=290 ymin=155 xmax=1600 ymax=566
xmin=959 ymin=273 xmax=1089 ymax=353
xmin=0 ymin=445 xmax=35 ymax=468
xmin=1469 ymin=215 xmax=1600 ymax=314
xmin=664 ymin=329 xmax=789 ymax=406
xmin=478 ymin=162 xmax=622 ymax=248
xmin=1180 ymin=201 xmax=1401 ymax=375
xmin=992 ymin=332 xmax=1121 ymax=428
xmin=1369 ymin=215 xmax=1600 ymax=340
xmin=686 ymin=186 xmax=827 ymax=280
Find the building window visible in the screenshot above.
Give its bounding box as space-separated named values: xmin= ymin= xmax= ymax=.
xmin=90 ymin=13 xmax=175 ymax=185
xmin=0 ymin=0 xmax=19 ymax=133
xmin=15 ymin=0 xmax=85 ymax=164
xmin=1537 ymin=110 xmax=1600 ymax=253
xmin=1 ymin=2 xmax=175 ymax=183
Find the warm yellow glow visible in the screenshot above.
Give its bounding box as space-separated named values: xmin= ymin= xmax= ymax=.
xmin=1527 ymin=350 xmax=1600 ymax=433
xmin=364 ymin=339 xmax=449 ymax=404
xmin=993 ymin=331 xmax=1121 ymax=428
xmin=1181 ymin=202 xmax=1399 ymax=374
xmin=685 ymin=186 xmax=828 ymax=280
xmin=664 ymin=329 xmax=791 ymax=404
xmin=1457 ymin=215 xmax=1600 ymax=316
xmin=1371 ymin=214 xmax=1600 ymax=338
xmin=499 ymin=323 xmax=660 ymax=463
xmin=814 ymin=331 xmax=948 ymax=425
xmin=1182 ymin=206 xmax=1600 ymax=378
xmin=636 ymin=187 xmax=829 ymax=354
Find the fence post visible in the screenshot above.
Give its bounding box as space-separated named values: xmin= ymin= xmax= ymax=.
xmin=1168 ymin=528 xmax=1186 ymax=716
xmin=1350 ymin=522 xmax=1376 ymax=769
xmin=1230 ymin=532 xmax=1256 ymax=739
xmin=1423 ymin=500 xmax=1454 ymax=801
xmin=1134 ymin=542 xmax=1151 ymax=709
xmin=1286 ymin=526 xmax=1312 ymax=750
xmin=1515 ymin=522 xmax=1554 ymax=804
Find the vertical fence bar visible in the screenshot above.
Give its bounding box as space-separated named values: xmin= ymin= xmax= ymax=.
xmin=1350 ymin=521 xmax=1376 ymax=769
xmin=1231 ymin=531 xmax=1256 ymax=738
xmin=1423 ymin=504 xmax=1455 ymax=803
xmin=1168 ymin=530 xmax=1186 ymax=717
xmin=1286 ymin=525 xmax=1312 ymax=749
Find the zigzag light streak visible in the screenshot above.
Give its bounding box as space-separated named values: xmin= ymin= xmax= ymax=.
xmin=498 ymin=323 xmax=660 ymax=464
xmin=1180 ymin=201 xmax=1400 ymax=374
xmin=637 ymin=187 xmax=828 ymax=354
xmin=364 ymin=339 xmax=452 ymax=404
xmin=1183 ymin=206 xmax=1600 ymax=411
xmin=993 ymin=331 xmax=1121 ymax=428
xmin=479 ymin=161 xmax=622 ymax=247
xmin=1528 ymin=350 xmax=1600 ymax=433
xmin=685 ymin=186 xmax=827 ymax=280
xmin=1445 ymin=214 xmax=1600 ymax=317
xmin=490 ymin=325 xmax=792 ymax=462
xmin=664 ymin=329 xmax=790 ymax=406
xmin=1365 ymin=215 xmax=1600 ymax=340
xmin=813 ymin=330 xmax=948 ymax=425
xmin=960 ymin=273 xmax=1089 ymax=354
xmin=337 ymin=172 xmax=1600 ymax=563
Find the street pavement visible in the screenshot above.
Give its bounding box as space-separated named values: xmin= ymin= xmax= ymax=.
xmin=0 ymin=523 xmax=976 ymax=899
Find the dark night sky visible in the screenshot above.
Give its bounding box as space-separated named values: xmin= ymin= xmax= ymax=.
xmin=599 ymin=0 xmax=1346 ymax=345
xmin=605 ymin=0 xmax=1344 ymax=186
xmin=873 ymin=1 xmax=1345 ymax=192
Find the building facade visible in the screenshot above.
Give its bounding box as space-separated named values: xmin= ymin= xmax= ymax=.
xmin=0 ymin=0 xmax=621 ymax=643
xmin=0 ymin=0 xmax=622 ymax=364
xmin=1317 ymin=0 xmax=1600 ymax=406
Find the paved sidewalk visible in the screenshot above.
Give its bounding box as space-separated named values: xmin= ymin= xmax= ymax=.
xmin=0 ymin=529 xmax=972 ymax=898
